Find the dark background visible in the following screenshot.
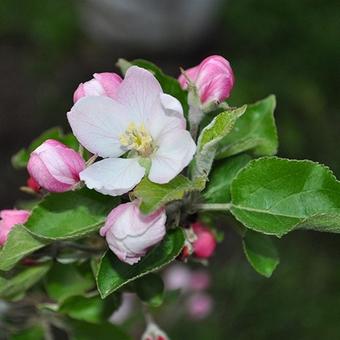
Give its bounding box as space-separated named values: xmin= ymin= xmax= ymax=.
xmin=1 ymin=0 xmax=340 ymax=339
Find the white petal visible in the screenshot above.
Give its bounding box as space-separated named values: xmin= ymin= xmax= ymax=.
xmin=67 ymin=96 xmax=133 ymax=158
xmin=149 ymin=130 xmax=196 ymax=184
xmin=116 ymin=66 xmax=162 ymax=122
xmin=80 ymin=158 xmax=145 ymax=196
xmin=160 ymin=93 xmax=186 ymax=129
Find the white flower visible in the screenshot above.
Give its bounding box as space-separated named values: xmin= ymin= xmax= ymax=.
xmin=67 ymin=66 xmax=196 ymax=196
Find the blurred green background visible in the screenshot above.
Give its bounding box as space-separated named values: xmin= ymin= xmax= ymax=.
xmin=0 ymin=0 xmax=339 ymax=338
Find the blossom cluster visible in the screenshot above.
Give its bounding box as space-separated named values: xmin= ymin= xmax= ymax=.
xmin=1 ymin=55 xmax=232 ymax=265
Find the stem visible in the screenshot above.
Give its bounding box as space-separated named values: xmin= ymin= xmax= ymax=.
xmin=193 ymin=203 xmax=232 ymax=211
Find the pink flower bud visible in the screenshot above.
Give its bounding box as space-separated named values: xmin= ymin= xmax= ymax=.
xmin=73 ymin=72 xmax=122 ymax=102
xmin=0 ymin=210 xmax=30 ymax=246
xmin=178 ymin=55 xmax=234 ymax=104
xmin=100 ymin=201 xmax=166 ymax=265
xmin=186 ymin=293 xmax=213 ymax=320
xmin=141 ymin=322 xmax=169 ymax=340
xmin=190 ymin=270 xmax=211 ymax=291
xmin=27 ymin=176 xmax=41 ymax=193
xmin=27 ymin=139 xmax=86 ymax=193
xmin=192 ymin=222 xmax=216 ymax=259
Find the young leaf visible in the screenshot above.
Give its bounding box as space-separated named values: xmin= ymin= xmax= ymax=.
xmin=59 ymin=294 xmax=121 ymax=324
xmin=96 ymin=228 xmax=185 ymax=298
xmin=117 ymin=58 xmax=189 ymax=116
xmin=242 ymin=230 xmax=279 ymax=277
xmin=26 ymin=189 xmax=119 ymax=240
xmin=192 ymin=106 xmax=247 ymax=179
xmin=134 ymin=175 xmax=201 ymax=215
xmin=0 ymin=225 xmax=47 ymax=271
xmin=203 ymin=154 xmax=252 ymax=203
xmin=217 ymin=95 xmax=278 ymax=159
xmin=231 ymin=157 xmax=340 ymax=236
xmin=11 ymin=127 xmax=79 ymax=169
xmin=0 ymin=262 xmax=51 ymax=300
xmin=45 ymin=263 xmax=95 ymax=303
xmin=134 ymin=273 xmax=164 ymax=307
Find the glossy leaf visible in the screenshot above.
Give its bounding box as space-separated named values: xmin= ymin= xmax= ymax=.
xmin=96 ymin=228 xmax=185 ymax=298
xmin=0 ymin=225 xmax=47 ymax=271
xmin=45 ymin=263 xmax=95 ymax=303
xmin=243 ymin=230 xmax=279 ymax=277
xmin=217 ymin=95 xmax=278 ymax=159
xmin=203 ymin=154 xmax=252 ymax=203
xmin=134 ymin=175 xmax=201 ymax=214
xmin=231 ymin=157 xmax=340 ymax=236
xmin=0 ymin=262 xmax=51 ymax=300
xmin=60 ymin=294 xmax=121 ymax=324
xmin=134 ymin=273 xmax=164 ymax=307
xmin=26 ymin=189 xmax=119 ymax=240
xmin=193 ymin=106 xmax=246 ymax=178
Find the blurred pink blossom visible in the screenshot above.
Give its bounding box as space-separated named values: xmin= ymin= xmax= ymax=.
xmin=186 ymin=293 xmax=214 ymax=320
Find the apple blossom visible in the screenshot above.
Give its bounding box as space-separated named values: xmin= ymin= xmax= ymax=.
xmin=190 ymin=270 xmax=211 ymax=291
xmin=68 ymin=66 xmax=196 ymax=196
xmin=178 ymin=55 xmax=234 ymax=105
xmin=192 ymin=222 xmax=217 ymax=259
xmin=163 ymin=264 xmax=192 ymax=292
xmin=0 ymin=210 xmax=30 ymax=246
xmin=27 ymin=139 xmax=86 ymax=193
xmin=186 ymin=293 xmax=213 ymax=320
xmin=100 ymin=200 xmax=166 ymax=265
xmin=73 ymin=72 xmax=122 ymax=102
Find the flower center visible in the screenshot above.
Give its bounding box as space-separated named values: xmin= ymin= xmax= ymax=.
xmin=119 ymin=122 xmax=154 ymax=157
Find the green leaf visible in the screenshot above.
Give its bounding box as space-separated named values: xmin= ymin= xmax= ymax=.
xmin=134 ymin=175 xmax=201 ymax=214
xmin=11 ymin=127 xmax=79 ymax=169
xmin=134 ymin=273 xmax=164 ymax=307
xmin=230 ymin=157 xmax=340 ymax=236
xmin=192 ymin=106 xmax=247 ymax=178
xmin=60 ymin=294 xmax=121 ymax=324
xmin=69 ymin=320 xmax=131 ymax=340
xmin=45 ymin=263 xmax=95 ymax=303
xmin=0 ymin=262 xmax=51 ymax=300
xmin=96 ymin=228 xmax=185 ymax=298
xmin=217 ymin=95 xmax=278 ymax=159
xmin=117 ymin=58 xmax=189 ymax=116
xmin=203 ymin=154 xmax=252 ymax=203
xmin=10 ymin=325 xmax=45 ymax=340
xmin=0 ymin=225 xmax=47 ymax=271
xmin=26 ymin=188 xmax=119 ymax=240
xmin=242 ymin=230 xmax=279 ymax=277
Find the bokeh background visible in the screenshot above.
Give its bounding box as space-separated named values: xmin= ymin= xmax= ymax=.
xmin=1 ymin=0 xmax=340 ymax=338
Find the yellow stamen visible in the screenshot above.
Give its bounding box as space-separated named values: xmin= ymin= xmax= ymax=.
xmin=119 ymin=122 xmax=154 ymax=157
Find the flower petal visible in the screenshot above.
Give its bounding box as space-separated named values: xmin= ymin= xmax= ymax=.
xmin=159 ymin=93 xmax=186 ymax=129
xmin=80 ymin=158 xmax=145 ymax=196
xmin=67 ymin=96 xmax=133 ymax=158
xmin=116 ymin=66 xmax=162 ymax=122
xmin=149 ymin=130 xmax=196 ymax=184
